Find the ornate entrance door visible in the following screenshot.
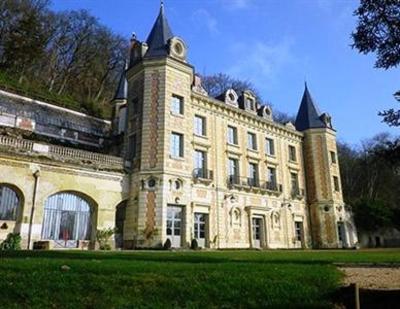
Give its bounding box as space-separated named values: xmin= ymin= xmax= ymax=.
xmin=194 ymin=213 xmax=207 ymax=248
xmin=166 ymin=206 xmax=182 ymax=248
xmin=252 ymin=217 xmax=262 ymax=248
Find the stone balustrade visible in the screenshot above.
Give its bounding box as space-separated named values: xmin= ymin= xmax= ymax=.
xmin=0 ymin=135 xmax=123 ymax=170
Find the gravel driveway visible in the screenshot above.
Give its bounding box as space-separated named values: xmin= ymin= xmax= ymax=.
xmin=339 ymin=267 xmax=400 ymax=289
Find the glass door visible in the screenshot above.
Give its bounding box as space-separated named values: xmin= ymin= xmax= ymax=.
xmin=166 ymin=206 xmax=182 ymax=248
xmin=194 ymin=213 xmax=207 ymax=248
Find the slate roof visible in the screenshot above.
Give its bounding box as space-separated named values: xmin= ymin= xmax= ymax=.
xmin=145 ymin=3 xmax=174 ymax=58
xmin=113 ymin=64 xmax=128 ymax=100
xmin=295 ymin=83 xmax=327 ymax=131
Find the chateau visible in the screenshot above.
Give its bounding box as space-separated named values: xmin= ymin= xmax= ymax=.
xmin=0 ymin=5 xmax=358 ymax=250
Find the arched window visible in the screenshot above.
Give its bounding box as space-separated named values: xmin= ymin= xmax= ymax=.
xmin=0 ymin=185 xmax=20 ymax=221
xmin=41 ymin=192 xmax=92 ymax=242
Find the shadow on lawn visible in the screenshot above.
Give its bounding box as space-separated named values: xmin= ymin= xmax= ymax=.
xmin=0 ymin=250 xmax=332 ymax=266
xmin=333 ymin=286 xmax=400 ymax=309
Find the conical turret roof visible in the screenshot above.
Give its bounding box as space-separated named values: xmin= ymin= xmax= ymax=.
xmin=145 ymin=3 xmax=174 ymax=58
xmin=295 ymin=83 xmax=327 ymax=131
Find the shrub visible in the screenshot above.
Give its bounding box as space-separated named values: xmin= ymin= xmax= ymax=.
xmin=190 ymin=239 xmax=199 ymax=250
xmin=163 ymin=238 xmax=171 ymax=250
xmin=96 ymin=228 xmax=115 ymax=250
xmin=0 ymin=233 xmax=21 ymax=251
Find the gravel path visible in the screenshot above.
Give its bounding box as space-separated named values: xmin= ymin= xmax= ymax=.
xmin=339 ymin=267 xmax=400 ymax=289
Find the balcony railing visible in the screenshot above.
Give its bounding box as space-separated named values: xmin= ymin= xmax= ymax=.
xmin=193 ymin=168 xmax=213 ymax=180
xmin=263 ymin=181 xmax=282 ymax=192
xmin=227 ymin=175 xmax=261 ymax=188
xmin=291 ymin=186 xmax=304 ymax=198
xmin=0 ymin=135 xmax=123 ymax=170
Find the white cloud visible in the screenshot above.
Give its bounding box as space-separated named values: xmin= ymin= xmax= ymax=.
xmin=228 ymin=39 xmax=295 ymax=85
xmin=192 ymin=9 xmax=219 ymax=35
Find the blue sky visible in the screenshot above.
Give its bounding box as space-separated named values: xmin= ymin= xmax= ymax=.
xmin=51 ymin=0 xmax=399 ymax=145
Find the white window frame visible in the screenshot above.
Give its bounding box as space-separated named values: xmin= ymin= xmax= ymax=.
xmin=265 ymin=138 xmax=275 ymax=156
xmin=194 ymin=115 xmax=206 ymax=136
xmin=170 ymin=132 xmax=184 ymax=158
xmin=289 ymin=145 xmax=297 ymax=162
xmin=227 ymin=126 xmax=238 ymax=145
xmin=247 ymin=132 xmax=257 ymax=150
xmin=171 ymin=95 xmax=184 ymax=115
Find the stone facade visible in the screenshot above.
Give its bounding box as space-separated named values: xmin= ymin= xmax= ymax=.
xmin=0 ymin=5 xmax=358 ymax=250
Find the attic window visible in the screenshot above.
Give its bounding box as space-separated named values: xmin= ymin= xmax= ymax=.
xmin=228 ymin=93 xmax=235 ymax=101
xmin=246 ymin=98 xmax=255 ymax=110
xmin=174 ymin=43 xmax=183 ymax=55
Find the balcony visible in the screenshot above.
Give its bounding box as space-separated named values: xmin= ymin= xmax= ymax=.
xmin=291 ymin=186 xmax=305 ymax=199
xmin=227 ymin=175 xmax=261 ymax=188
xmin=0 ymin=135 xmax=124 ymax=171
xmin=263 ymin=181 xmax=283 ymax=193
xmin=193 ymin=168 xmax=213 ymax=184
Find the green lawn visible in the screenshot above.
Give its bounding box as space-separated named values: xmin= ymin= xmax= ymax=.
xmin=0 ymin=249 xmax=399 ymax=308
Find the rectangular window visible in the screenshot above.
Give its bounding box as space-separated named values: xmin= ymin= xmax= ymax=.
xmin=248 ymin=163 xmax=258 ymax=186
xmin=194 ymin=150 xmax=206 ymax=178
xmin=330 ymin=151 xmax=337 ymax=164
xmin=289 ymin=145 xmax=297 ymax=162
xmin=194 ymin=115 xmax=206 ymax=136
xmin=228 ymin=158 xmax=239 ymax=184
xmin=171 ymin=94 xmax=184 ymax=115
xmin=247 ymin=132 xmax=257 ymax=150
xmin=337 ymin=222 xmax=344 ymax=242
xmin=127 ymin=134 xmax=136 ymax=160
xmin=246 ymin=98 xmax=255 ymax=110
xmin=170 ymin=132 xmax=183 ymax=158
xmin=132 ymin=98 xmax=139 ymax=115
xmin=265 ymin=138 xmax=275 ymax=156
xmin=291 ymin=172 xmax=299 ymax=194
xmin=267 ymin=167 xmax=276 ymax=184
xmin=295 ymin=222 xmax=303 ymax=242
xmin=333 ymin=176 xmax=340 ymax=191
xmin=227 ymin=126 xmax=238 ymax=145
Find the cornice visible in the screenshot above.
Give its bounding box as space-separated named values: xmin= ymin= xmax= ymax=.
xmin=191 ymin=92 xmax=304 ymax=142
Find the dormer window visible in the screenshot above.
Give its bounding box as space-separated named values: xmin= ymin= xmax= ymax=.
xmin=223 ymin=89 xmax=238 ymax=107
xmin=246 ymin=98 xmax=255 ymax=110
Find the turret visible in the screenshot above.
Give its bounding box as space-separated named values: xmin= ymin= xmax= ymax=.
xmin=122 ymin=2 xmax=193 ymax=248
xmin=111 ymin=63 xmax=128 ymax=137
xmin=296 ymin=83 xmax=357 ymax=248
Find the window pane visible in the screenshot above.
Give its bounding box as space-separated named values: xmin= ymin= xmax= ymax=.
xmin=248 ymin=133 xmax=256 ymax=150
xmin=289 ymin=146 xmax=296 ymax=161
xmin=171 ymin=133 xmax=183 ymax=157
xmin=330 ymin=151 xmax=336 ymax=164
xmin=0 ymin=186 xmax=20 ymax=221
xmin=128 ymin=134 xmax=136 ymax=160
xmin=194 ymin=116 xmax=205 ymax=136
xmin=266 ymin=138 xmax=275 ymax=155
xmin=171 ymin=95 xmax=183 ymax=114
xmin=228 ymin=126 xmax=237 ymax=144
xmin=42 ymin=192 xmax=91 ymax=241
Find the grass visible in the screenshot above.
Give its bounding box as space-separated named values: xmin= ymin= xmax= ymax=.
xmin=0 ymin=249 xmax=399 ymax=308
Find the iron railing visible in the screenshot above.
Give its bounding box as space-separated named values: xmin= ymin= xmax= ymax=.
xmin=291 ymin=187 xmax=304 ymax=197
xmin=227 ymin=175 xmax=261 ymax=187
xmin=193 ymin=168 xmax=213 ymax=180
xmin=263 ymin=181 xmax=282 ymax=192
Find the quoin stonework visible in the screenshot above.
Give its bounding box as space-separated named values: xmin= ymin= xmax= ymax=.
xmin=0 ymin=4 xmax=358 ymax=250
